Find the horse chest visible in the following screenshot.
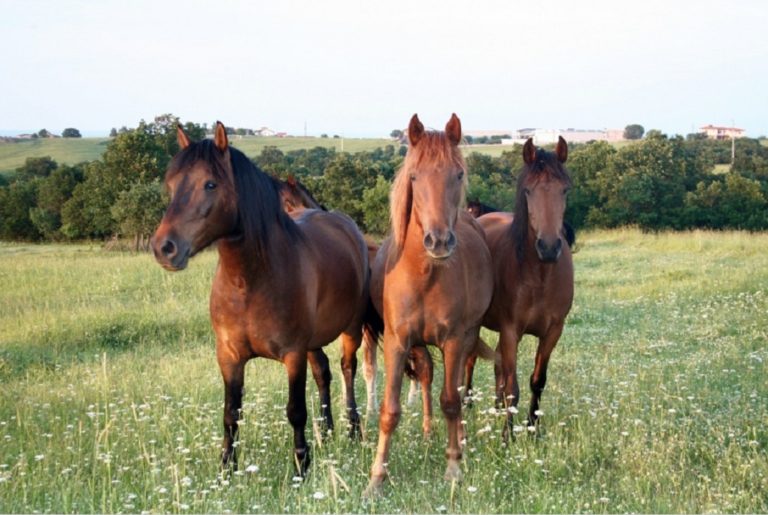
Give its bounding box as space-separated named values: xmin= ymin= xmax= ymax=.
xmin=210 ymin=277 xmax=311 ymax=360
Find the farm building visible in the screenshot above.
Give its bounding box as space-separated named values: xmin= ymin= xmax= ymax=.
xmin=699 ymin=125 xmax=745 ymax=140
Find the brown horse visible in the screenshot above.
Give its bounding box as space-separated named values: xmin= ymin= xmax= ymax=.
xmin=364 ymin=114 xmax=493 ymax=496
xmin=479 ymin=137 xmax=574 ymax=436
xmin=466 ymin=198 xmax=499 ymax=218
xmin=279 ymin=175 xmax=327 ymax=213
xmin=151 ymin=122 xmax=370 ymax=476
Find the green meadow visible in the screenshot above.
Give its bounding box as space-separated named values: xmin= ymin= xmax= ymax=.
xmin=0 ymin=229 xmax=766 ymax=513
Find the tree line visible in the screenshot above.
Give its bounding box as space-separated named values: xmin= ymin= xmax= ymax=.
xmin=1 ymin=115 xmax=767 ymax=247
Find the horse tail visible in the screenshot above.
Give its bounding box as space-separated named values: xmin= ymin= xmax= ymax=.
xmin=362 ymin=296 xmax=383 ymax=349
xmin=473 ymin=336 xmax=499 ymax=367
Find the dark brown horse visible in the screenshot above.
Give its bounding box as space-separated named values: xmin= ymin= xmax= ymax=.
xmin=279 ymin=175 xmax=327 ymax=213
xmin=151 ymin=122 xmax=370 ymax=475
xmin=364 ymin=114 xmax=493 ymax=496
xmin=467 ymin=198 xmax=499 ymax=218
xmin=479 ymin=136 xmax=574 ymax=436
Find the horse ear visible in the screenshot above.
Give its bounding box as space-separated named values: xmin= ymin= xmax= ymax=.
xmin=445 ymin=113 xmax=462 ymax=146
xmin=408 ymin=114 xmax=425 ymax=147
xmin=556 ymin=136 xmax=568 ymax=163
xmin=214 ymin=121 xmax=229 ymax=152
xmin=523 ymin=138 xmax=536 ymax=165
xmin=177 ymin=124 xmax=191 ymax=150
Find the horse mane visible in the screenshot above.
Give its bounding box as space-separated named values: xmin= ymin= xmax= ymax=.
xmin=510 ymin=147 xmax=572 ymax=262
xmin=390 ymin=131 xmax=467 ymax=250
xmin=293 ymin=179 xmax=327 ymax=211
xmin=169 ymin=139 xmax=301 ymax=267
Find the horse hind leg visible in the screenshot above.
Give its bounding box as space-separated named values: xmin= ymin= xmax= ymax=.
xmin=284 ymin=351 xmax=311 ymax=476
xmin=340 ymin=330 xmax=362 ymax=439
xmin=308 ymin=349 xmax=334 ymax=436
xmin=496 ymin=326 xmax=521 ymax=442
xmin=407 ymin=346 xmax=434 ymax=436
xmin=362 ymin=328 xmax=378 ymax=416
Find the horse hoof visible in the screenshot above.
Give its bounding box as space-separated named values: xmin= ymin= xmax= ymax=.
xmin=348 ymin=422 xmax=362 ymax=441
xmin=362 ymin=476 xmax=386 ymax=499
xmin=294 ymin=447 xmax=311 ymax=477
xmin=444 ymin=461 xmax=462 ymax=482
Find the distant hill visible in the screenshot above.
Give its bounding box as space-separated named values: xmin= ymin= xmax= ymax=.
xmin=0 ymin=136 xmax=398 ymax=177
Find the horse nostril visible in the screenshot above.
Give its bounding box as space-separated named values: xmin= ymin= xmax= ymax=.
xmin=161 ymin=239 xmax=177 ymax=258
xmin=555 ymin=238 xmax=563 ymax=254
xmin=536 ymin=238 xmax=547 ymax=254
xmin=423 ymin=233 xmax=435 ymax=250
xmin=446 ymin=231 xmax=457 ymax=249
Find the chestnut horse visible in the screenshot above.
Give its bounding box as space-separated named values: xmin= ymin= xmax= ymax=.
xmin=364 ymin=114 xmax=493 ymax=496
xmin=276 ymin=176 xmax=432 ymax=418
xmin=479 ymin=137 xmax=574 ymax=436
xmin=151 ymin=123 xmax=370 ymax=475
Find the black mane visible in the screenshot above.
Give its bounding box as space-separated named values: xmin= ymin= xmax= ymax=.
xmin=510 ymin=147 xmax=573 ymax=261
xmin=170 ymin=139 xmax=302 ymax=266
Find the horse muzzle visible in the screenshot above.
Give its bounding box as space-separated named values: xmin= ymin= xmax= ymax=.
xmin=535 ymin=237 xmax=563 ymax=263
xmin=423 ymin=228 xmax=457 ymax=260
xmin=151 ymin=234 xmax=191 ymax=271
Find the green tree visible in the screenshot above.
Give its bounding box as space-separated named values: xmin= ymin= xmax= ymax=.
xmin=30 ymin=164 xmax=85 ymax=239
xmin=566 ymin=141 xmax=616 ymax=229
xmin=111 ymin=180 xmax=166 ymax=250
xmin=359 ymin=175 xmax=391 ymax=236
xmin=624 ymin=124 xmax=645 ymax=140
xmin=62 ymin=128 xmax=82 ymax=138
xmin=0 ymin=180 xmax=40 ymax=240
xmin=15 ymin=156 xmax=57 ymax=181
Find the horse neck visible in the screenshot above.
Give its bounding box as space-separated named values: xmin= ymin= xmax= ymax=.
xmin=216 ymin=220 xmax=298 ymax=283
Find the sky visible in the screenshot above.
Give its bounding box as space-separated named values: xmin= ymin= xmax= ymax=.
xmin=1 ymin=0 xmax=767 ymax=138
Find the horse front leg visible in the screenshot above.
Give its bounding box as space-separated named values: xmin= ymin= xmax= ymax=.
xmin=217 ymin=346 xmax=246 ymax=470
xmin=528 ymin=323 xmax=564 ymax=427
xmin=363 ymin=328 xmax=408 ymax=498
xmin=284 ymin=351 xmax=310 ymax=477
xmin=441 ymin=336 xmax=469 ymax=482
xmin=308 ymin=349 xmax=334 ymax=435
xmin=340 ymin=330 xmax=362 ymax=439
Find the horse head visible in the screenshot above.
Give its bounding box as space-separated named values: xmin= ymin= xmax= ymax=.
xmin=392 ymin=113 xmax=467 ymax=259
xmin=151 ymin=122 xmax=238 ymax=271
xmin=518 ymin=136 xmax=571 ymax=263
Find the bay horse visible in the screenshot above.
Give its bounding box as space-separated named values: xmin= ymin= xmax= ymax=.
xmin=479 ymin=136 xmax=574 ymax=436
xmin=276 ymin=176 xmax=432 ymax=419
xmin=364 ymin=114 xmax=493 ymax=496
xmin=151 ymin=122 xmax=370 ymax=476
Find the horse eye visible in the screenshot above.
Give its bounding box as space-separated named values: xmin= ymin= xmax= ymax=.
xmin=205 ymin=181 xmax=217 ymax=191
xmin=524 ymin=188 xmax=531 ymax=196
xmin=563 ymin=188 xmax=570 ymax=195
xmin=458 ymin=171 xmax=464 ymax=181
xmin=410 ymin=174 xmax=416 ymax=182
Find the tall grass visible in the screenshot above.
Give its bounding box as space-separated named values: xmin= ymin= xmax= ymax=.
xmin=0 ymin=230 xmax=766 ymax=513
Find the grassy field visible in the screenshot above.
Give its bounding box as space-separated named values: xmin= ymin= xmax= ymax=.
xmin=0 ymin=138 xmax=111 ymax=176
xmin=0 ymin=229 xmax=766 ymax=513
